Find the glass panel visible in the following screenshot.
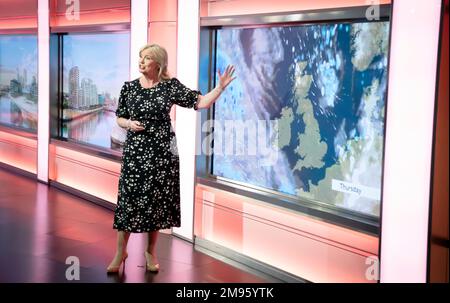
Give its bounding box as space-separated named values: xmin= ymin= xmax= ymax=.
xmin=61 ymin=32 xmax=130 ymax=151
xmin=0 ymin=34 xmax=38 ymax=131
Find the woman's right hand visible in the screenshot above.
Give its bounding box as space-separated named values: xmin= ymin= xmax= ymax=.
xmin=128 ymin=120 xmax=145 ymax=132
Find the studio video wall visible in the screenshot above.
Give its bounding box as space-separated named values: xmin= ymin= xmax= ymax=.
xmin=0 ymin=35 xmax=38 ymax=131
xmin=60 ymin=32 xmax=130 ymax=151
xmin=208 ymin=19 xmax=390 ymax=223
xmin=0 ymin=31 xmax=130 ymax=152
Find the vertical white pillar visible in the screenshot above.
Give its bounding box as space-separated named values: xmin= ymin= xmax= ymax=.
xmin=130 ymin=0 xmax=149 ymax=80
xmin=37 ymin=0 xmax=50 ymax=182
xmin=173 ymin=0 xmax=200 ymax=241
xmin=380 ymin=0 xmax=442 ymax=282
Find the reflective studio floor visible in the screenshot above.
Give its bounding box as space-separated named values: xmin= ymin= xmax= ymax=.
xmin=0 ymin=167 xmax=278 ymax=283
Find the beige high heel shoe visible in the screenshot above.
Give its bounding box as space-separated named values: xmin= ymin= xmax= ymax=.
xmin=144 ymin=251 xmax=160 ymax=272
xmin=107 ymin=252 xmax=128 ymax=274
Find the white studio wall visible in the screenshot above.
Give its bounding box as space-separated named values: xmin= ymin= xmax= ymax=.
xmin=173 ymin=0 xmax=200 ymax=241
xmin=37 ymin=0 xmax=50 ymax=183
xmin=380 ymin=0 xmax=442 ymax=283
xmin=130 ymin=0 xmax=149 ymax=80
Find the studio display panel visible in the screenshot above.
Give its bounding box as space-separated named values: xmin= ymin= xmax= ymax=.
xmin=199 ymin=6 xmax=391 ymax=233
xmin=0 ymin=35 xmax=38 ymax=132
xmin=59 ymin=32 xmax=130 ymax=151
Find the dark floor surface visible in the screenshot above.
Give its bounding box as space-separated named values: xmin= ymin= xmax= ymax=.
xmin=0 ymin=168 xmax=273 ymax=283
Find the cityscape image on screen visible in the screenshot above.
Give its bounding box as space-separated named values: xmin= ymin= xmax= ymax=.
xmin=62 ymin=32 xmax=130 ymax=151
xmin=212 ymin=21 xmax=390 ymax=218
xmin=0 ymin=35 xmax=38 ymax=131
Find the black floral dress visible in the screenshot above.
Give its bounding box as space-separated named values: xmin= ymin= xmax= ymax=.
xmin=113 ymin=77 xmax=201 ymax=232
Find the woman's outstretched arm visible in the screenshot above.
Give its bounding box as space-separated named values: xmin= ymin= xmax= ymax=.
xmin=196 ymin=65 xmax=236 ymax=109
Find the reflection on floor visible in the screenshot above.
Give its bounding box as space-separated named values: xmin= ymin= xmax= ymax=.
xmin=0 ymin=167 xmax=275 ymax=283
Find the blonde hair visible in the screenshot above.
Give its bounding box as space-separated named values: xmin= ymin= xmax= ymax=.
xmin=139 ymin=44 xmax=171 ymax=81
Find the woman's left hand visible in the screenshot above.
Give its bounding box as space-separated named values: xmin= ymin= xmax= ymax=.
xmin=218 ymin=65 xmax=236 ymax=90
